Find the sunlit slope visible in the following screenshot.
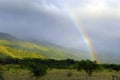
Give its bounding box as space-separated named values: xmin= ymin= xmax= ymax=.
xmin=0 ymin=33 xmax=79 ymax=59
xmin=0 ymin=40 xmax=46 ymax=59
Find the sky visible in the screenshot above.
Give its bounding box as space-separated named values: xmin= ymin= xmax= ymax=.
xmin=0 ymin=0 xmax=120 ymax=61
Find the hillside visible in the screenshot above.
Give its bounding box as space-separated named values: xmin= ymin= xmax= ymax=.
xmin=0 ymin=33 xmax=80 ymax=60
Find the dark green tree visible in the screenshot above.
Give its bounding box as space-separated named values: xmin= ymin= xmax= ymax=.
xmin=77 ymin=60 xmax=98 ymax=76
xmin=20 ymin=60 xmax=48 ymax=78
xmin=29 ymin=63 xmax=47 ymax=78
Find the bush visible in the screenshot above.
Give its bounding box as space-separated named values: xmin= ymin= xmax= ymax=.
xmin=29 ymin=63 xmax=47 ymax=78
xmin=77 ymin=60 xmax=98 ymax=76
xmin=20 ymin=61 xmax=48 ymax=78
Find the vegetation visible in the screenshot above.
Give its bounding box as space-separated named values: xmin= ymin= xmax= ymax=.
xmin=0 ymin=58 xmax=120 ymax=79
xmin=0 ymin=33 xmax=120 ymax=80
xmin=77 ymin=60 xmax=98 ymax=76
xmin=20 ymin=60 xmax=48 ymax=78
xmin=0 ymin=38 xmax=79 ymax=60
xmin=0 ymin=67 xmax=4 ymax=80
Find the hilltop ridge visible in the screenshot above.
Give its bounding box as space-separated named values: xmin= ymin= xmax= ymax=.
xmin=0 ymin=32 xmax=80 ymax=60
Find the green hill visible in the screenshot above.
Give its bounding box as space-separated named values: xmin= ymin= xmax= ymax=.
xmin=0 ymin=33 xmax=80 ymax=60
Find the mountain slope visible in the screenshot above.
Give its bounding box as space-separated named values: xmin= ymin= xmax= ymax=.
xmin=0 ymin=32 xmax=17 ymax=41
xmin=0 ymin=33 xmax=119 ymax=64
xmin=0 ymin=40 xmax=46 ymax=59
xmin=0 ymin=33 xmax=81 ymax=60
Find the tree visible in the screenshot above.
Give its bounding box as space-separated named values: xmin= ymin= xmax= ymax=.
xmin=29 ymin=63 xmax=47 ymax=78
xmin=20 ymin=60 xmax=48 ymax=78
xmin=77 ymin=60 xmax=98 ymax=76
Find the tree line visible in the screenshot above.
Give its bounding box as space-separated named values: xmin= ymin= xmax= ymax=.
xmin=0 ymin=58 xmax=120 ymax=78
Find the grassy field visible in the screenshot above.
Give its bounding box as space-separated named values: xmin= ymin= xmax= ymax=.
xmin=1 ymin=67 xmax=120 ymax=80
xmin=35 ymin=69 xmax=120 ymax=80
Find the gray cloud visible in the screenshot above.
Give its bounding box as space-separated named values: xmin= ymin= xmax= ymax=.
xmin=0 ymin=0 xmax=120 ymax=59
xmin=81 ymin=18 xmax=120 ymax=53
xmin=0 ymin=0 xmax=84 ymax=48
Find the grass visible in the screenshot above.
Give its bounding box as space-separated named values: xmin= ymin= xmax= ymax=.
xmin=42 ymin=69 xmax=120 ymax=80
xmin=1 ymin=65 xmax=120 ymax=80
xmin=0 ymin=39 xmax=78 ymax=60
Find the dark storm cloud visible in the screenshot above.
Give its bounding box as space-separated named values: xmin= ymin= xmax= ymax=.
xmin=0 ymin=0 xmax=120 ymax=53
xmin=0 ymin=0 xmax=83 ymax=48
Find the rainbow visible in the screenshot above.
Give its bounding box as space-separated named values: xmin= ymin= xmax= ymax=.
xmin=62 ymin=3 xmax=99 ymax=63
xmin=69 ymin=12 xmax=99 ymax=63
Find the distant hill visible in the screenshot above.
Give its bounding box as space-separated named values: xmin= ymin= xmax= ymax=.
xmin=0 ymin=32 xmax=82 ymax=60
xmin=0 ymin=32 xmax=18 ymax=41
xmin=0 ymin=32 xmax=119 ymax=64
